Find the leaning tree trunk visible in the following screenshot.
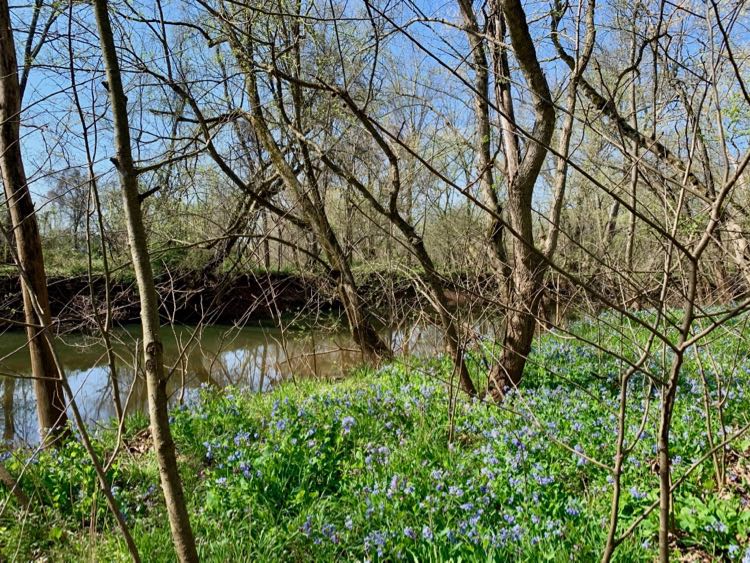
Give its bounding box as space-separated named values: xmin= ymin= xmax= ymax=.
xmin=318 ymin=149 xmax=477 ymax=396
xmin=491 ymin=234 xmax=546 ymax=394
xmin=91 ymin=1 xmax=199 ymax=561
xmin=237 ymin=41 xmax=391 ymax=363
xmin=0 ymin=0 xmax=68 ymax=443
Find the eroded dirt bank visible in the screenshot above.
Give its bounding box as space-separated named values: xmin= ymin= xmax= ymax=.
xmin=0 ymin=272 xmax=327 ymax=331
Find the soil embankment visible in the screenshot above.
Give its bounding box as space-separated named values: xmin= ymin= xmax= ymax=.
xmin=0 ymin=270 xmax=514 ymax=332
xmin=0 ymin=272 xmax=325 ymax=331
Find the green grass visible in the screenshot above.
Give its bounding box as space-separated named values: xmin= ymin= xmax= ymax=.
xmin=2 ymin=317 xmax=750 ymax=561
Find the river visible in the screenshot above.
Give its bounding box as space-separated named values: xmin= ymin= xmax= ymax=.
xmin=0 ymin=320 xmax=456 ymax=444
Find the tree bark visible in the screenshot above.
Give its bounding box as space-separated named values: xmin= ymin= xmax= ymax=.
xmin=0 ymin=0 xmax=69 ymax=443
xmin=487 ymin=0 xmax=555 ymax=398
xmin=91 ymin=1 xmax=199 ymax=561
xmin=319 ymin=152 xmax=477 ymax=396
xmin=237 ymin=42 xmax=391 ymax=363
xmin=3 ymin=376 xmax=15 ymax=441
xmin=458 ymin=0 xmax=510 ymax=276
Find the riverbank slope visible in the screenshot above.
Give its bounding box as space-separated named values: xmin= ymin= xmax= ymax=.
xmin=2 ymin=333 xmax=748 ymax=561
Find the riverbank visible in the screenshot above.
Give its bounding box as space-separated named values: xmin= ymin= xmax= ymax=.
xmin=2 ymin=327 xmax=749 ymax=561
xmin=0 ymin=271 xmax=325 ymax=331
xmin=0 ymin=269 xmax=495 ymax=333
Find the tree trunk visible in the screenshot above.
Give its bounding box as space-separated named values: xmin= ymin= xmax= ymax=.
xmin=489 ymin=217 xmax=546 ymax=396
xmin=1 ymin=207 xmax=12 ymax=263
xmin=238 ymin=44 xmax=391 ymax=362
xmin=458 ymin=0 xmax=510 ymax=276
xmin=91 ymin=1 xmax=199 ymax=561
xmin=486 ymin=0 xmax=555 ymax=398
xmin=3 ymin=376 xmax=15 ymax=441
xmin=319 ymin=153 xmax=477 ymax=396
xmin=262 ymin=210 xmax=271 ymax=270
xmin=0 ymin=0 xmax=69 ymax=443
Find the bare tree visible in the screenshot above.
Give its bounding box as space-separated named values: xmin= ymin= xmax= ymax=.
xmin=0 ymin=0 xmax=68 ymax=444
xmin=91 ymin=0 xmax=198 ymax=559
xmin=484 ymin=0 xmax=556 ymax=397
xmin=47 ymin=168 xmax=89 ymax=251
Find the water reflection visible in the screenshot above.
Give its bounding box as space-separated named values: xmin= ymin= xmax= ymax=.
xmin=0 ymin=321 xmax=455 ymax=444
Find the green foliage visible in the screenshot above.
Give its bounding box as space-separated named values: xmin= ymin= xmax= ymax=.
xmin=151 ymin=245 xmax=213 ymax=275
xmin=7 ymin=439 xmax=104 ymax=519
xmin=2 ymin=318 xmax=750 ymax=561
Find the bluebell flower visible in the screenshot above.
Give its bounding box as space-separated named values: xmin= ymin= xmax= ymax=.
xmin=420 ymin=386 xmax=435 ymax=400
xmin=203 ymin=441 xmax=214 ymax=463
xmin=536 ymin=475 xmax=554 ymax=486
xmin=342 ymin=416 xmax=356 ymax=434
xmin=629 ymin=486 xmax=647 ymax=500
xmin=364 ymin=530 xmax=386 ymax=557
xmin=239 ymin=462 xmax=252 ymax=478
xmin=233 ymin=431 xmax=251 ymax=446
xmin=707 ymin=520 xmax=728 ymax=534
xmin=448 ymin=486 xmax=464 ymax=497
xmin=403 ymin=527 xmax=415 ymax=539
xmin=573 ymin=444 xmax=586 ymax=465
xmin=321 ymin=523 xmax=337 ymax=542
xmin=422 ymin=526 xmax=433 ymax=541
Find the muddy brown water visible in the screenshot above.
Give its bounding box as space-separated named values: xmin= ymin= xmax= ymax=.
xmin=0 ymin=321 xmax=457 ymax=444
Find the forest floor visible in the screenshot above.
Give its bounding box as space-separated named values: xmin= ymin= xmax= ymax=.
xmin=2 ymin=317 xmax=750 ymax=561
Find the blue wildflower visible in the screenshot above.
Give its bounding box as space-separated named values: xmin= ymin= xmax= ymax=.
xmin=342 ymin=416 xmax=356 ymax=434
xmin=448 ymin=486 xmax=464 ymax=497
xmin=629 ymin=486 xmax=647 ymax=500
